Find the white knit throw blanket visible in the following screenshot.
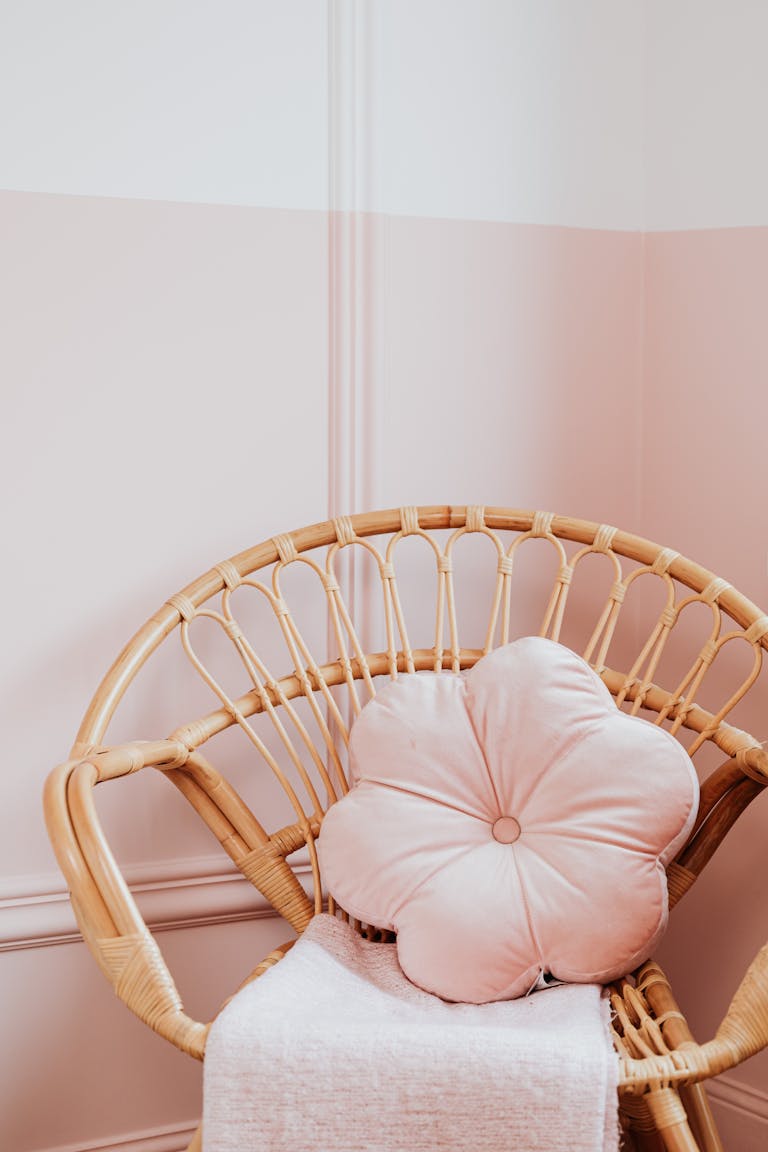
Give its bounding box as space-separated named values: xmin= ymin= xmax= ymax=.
xmin=204 ymin=914 xmax=619 ymax=1152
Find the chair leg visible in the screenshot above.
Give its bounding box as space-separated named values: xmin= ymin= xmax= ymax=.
xmin=678 ymin=1085 xmax=724 ymax=1152
xmin=644 ymin=1088 xmax=702 ymax=1152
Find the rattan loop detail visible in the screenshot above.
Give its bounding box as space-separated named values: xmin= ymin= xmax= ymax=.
xmin=159 ymin=744 xmax=190 ymax=771
xmin=644 ymin=1087 xmax=690 ymax=1128
xmin=736 ymin=748 xmax=768 ymax=785
xmin=215 ymin=560 xmax=241 ymax=590
xmin=97 ymin=933 xmax=205 ymax=1056
xmin=666 ymin=862 xmax=696 ymax=906
xmin=333 ymin=516 xmax=356 ymax=546
xmin=700 ymin=640 xmax=718 ymax=667
xmin=655 ymin=1011 xmax=686 ymax=1027
xmin=636 ymin=963 xmax=666 ymax=993
xmin=110 ymin=935 xmax=181 ymax=1020
xmin=273 ymin=534 xmax=298 ymax=565
xmin=594 ymin=524 xmax=618 ymax=552
xmin=610 ymin=582 xmax=626 ymax=604
xmin=745 ymin=615 xmax=768 ymax=645
xmin=497 ymin=556 xmax=514 ymax=577
xmin=123 ymin=747 xmax=144 ymax=775
xmin=702 ymin=577 xmax=731 ymax=605
xmin=239 ymin=842 xmax=314 ymax=933
xmin=223 ymin=619 xmax=244 ymax=641
xmin=167 ymin=593 xmax=196 ymax=622
xmin=380 ymin=562 xmax=395 ymax=580
xmin=532 ymin=511 xmax=554 ymax=537
xmin=466 ymin=505 xmax=485 ymax=532
xmin=400 ymin=506 xmax=420 ymax=536
xmin=634 ymin=684 xmax=650 ymax=709
xmin=671 ymin=697 xmax=693 ymax=723
xmin=438 ymin=556 xmax=453 ymax=574
xmin=652 ymin=548 xmax=680 ymax=576
xmin=660 ymin=606 xmax=677 ymax=629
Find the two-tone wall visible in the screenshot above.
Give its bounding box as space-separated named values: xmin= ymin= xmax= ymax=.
xmin=1 ymin=3 xmax=766 ymax=1149
xmin=1 ymin=6 xmax=330 ymax=1150
xmin=643 ymin=5 xmax=768 ymax=1145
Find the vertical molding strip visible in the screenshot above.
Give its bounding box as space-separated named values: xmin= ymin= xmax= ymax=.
xmin=327 ymin=0 xmax=380 ymax=651
xmin=327 ymin=0 xmax=357 ymax=526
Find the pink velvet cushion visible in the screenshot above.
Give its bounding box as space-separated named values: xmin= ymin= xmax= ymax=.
xmin=317 ymin=637 xmax=699 ymax=1004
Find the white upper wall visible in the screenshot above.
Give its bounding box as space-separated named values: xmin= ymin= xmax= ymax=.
xmin=5 ymin=3 xmax=764 ymax=232
xmin=371 ymin=0 xmax=644 ymax=229
xmin=0 ymin=0 xmax=328 ymax=209
xmin=644 ymin=0 xmax=768 ymax=230
xmin=0 ymin=0 xmax=645 ymax=229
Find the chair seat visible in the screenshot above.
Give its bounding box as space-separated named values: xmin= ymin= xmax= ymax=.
xmin=203 ymin=913 xmax=620 ymax=1152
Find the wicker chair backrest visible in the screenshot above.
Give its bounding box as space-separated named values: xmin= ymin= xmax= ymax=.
xmin=70 ymin=506 xmax=768 ymax=939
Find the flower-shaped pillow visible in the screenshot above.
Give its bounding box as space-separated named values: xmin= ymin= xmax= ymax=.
xmin=317 ymin=637 xmax=699 ymax=1003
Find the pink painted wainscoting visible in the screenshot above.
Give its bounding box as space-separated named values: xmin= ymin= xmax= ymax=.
xmin=645 ymin=226 xmax=768 ymax=1128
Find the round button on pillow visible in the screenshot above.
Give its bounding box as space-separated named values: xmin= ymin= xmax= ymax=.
xmin=317 ymin=637 xmax=699 ymax=1004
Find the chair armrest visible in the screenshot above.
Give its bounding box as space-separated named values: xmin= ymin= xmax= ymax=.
xmin=44 ymin=740 xmax=210 ymax=1059
xmin=705 ymin=941 xmax=768 ymax=1069
xmin=617 ymin=943 xmax=768 ymax=1093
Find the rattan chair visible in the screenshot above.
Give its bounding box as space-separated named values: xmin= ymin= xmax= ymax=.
xmin=44 ymin=506 xmax=768 ymax=1152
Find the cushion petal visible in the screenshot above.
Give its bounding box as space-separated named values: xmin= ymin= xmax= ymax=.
xmin=521 ymin=717 xmax=698 ymax=860
xmin=395 ymin=843 xmax=542 ymax=1003
xmin=465 ymin=638 xmax=614 ymax=815
xmin=318 ymin=780 xmax=489 ymax=931
xmin=514 ymin=841 xmax=668 ymax=982
xmin=349 ymin=672 xmax=498 ymax=821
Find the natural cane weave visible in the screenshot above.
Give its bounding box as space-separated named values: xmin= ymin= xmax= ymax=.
xmin=44 ymin=506 xmax=768 ymax=1152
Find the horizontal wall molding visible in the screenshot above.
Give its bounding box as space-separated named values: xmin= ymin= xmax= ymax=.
xmin=708 ymin=1073 xmax=768 ymax=1125
xmin=39 ymin=1118 xmax=197 ymax=1152
xmin=0 ymin=855 xmax=311 ymax=952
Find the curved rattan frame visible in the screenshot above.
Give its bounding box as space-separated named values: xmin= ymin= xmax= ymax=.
xmin=44 ymin=506 xmax=768 ymax=1152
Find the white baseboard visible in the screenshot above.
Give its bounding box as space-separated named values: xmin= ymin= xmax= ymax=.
xmin=38 ymin=1119 xmax=197 ymax=1152
xmin=0 ymin=855 xmax=311 ymax=951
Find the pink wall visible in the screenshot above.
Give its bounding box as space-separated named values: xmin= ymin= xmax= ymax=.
xmin=0 ymin=197 xmax=644 ymax=1151
xmin=0 ymin=189 xmax=644 ymax=1152
xmin=0 ymin=190 xmax=331 ymax=1152
xmin=376 ymin=218 xmax=642 ymax=519
xmin=5 ymin=3 xmax=768 ymax=1149
xmin=645 ymin=227 xmax=768 ymax=1108
xmin=1 ymin=189 xmax=330 ymax=879
xmin=642 ymin=226 xmax=768 ymax=605
xmin=641 ymin=7 xmax=768 ymax=1139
